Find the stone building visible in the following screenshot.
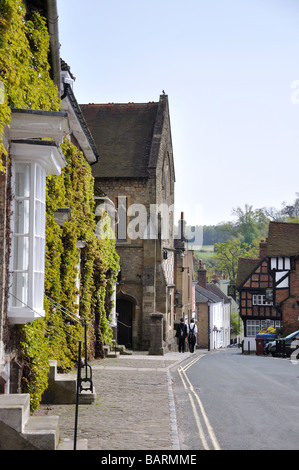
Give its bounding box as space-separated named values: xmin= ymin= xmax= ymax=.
xmin=81 ymin=96 xmax=176 ymax=352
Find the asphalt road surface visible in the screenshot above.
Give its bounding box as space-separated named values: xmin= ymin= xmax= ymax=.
xmin=171 ymin=348 xmax=299 ymax=450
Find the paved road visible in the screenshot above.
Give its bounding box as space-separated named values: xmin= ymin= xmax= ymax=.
xmin=37 ymin=348 xmax=299 ymax=451
xmin=172 ymin=348 xmax=299 ymax=450
xmin=37 ymin=350 xmax=200 ymax=450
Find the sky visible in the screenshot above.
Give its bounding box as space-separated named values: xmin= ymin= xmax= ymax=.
xmin=57 ymin=0 xmax=299 ymax=226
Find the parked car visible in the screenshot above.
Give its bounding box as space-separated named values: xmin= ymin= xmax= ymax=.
xmin=264 ymin=340 xmax=276 ymax=355
xmin=267 ymin=330 xmax=299 ymax=357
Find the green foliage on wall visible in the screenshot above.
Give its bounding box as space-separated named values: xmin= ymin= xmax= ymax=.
xmin=0 ymin=0 xmax=60 ymax=169
xmin=0 ymin=0 xmax=120 ymax=411
xmin=45 ymin=138 xmax=120 ymax=372
xmin=20 ymin=319 xmax=51 ymax=412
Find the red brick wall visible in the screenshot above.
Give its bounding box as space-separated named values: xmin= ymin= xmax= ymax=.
xmin=280 ymin=258 xmax=299 ymax=331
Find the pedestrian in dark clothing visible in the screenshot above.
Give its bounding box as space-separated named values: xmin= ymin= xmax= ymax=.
xmin=176 ymin=318 xmax=188 ymax=352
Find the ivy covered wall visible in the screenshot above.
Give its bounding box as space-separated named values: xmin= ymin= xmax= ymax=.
xmin=0 ymin=0 xmax=119 ymax=410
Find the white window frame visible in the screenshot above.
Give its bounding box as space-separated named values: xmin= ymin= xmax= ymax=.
xmin=246 ymin=320 xmax=261 ymax=337
xmin=247 ymin=319 xmax=281 ymax=336
xmin=252 ymin=294 xmax=273 ymax=306
xmin=260 ymin=320 xmax=281 ymax=330
xmin=10 ymin=160 xmax=46 ymax=313
xmin=8 ymin=140 xmax=66 ymax=324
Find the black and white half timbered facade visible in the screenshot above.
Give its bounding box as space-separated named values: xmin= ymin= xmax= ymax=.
xmin=237 ymin=222 xmax=299 ymax=352
xmin=237 ymin=255 xmax=281 ymax=351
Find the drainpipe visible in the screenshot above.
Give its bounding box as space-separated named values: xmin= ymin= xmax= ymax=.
xmin=46 ymin=0 xmax=61 ymax=92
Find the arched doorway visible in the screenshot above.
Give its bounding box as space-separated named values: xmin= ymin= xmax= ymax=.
xmin=116 ymin=298 xmax=133 ymax=349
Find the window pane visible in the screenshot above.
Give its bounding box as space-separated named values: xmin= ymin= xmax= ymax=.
xmin=34 ymin=237 xmax=45 ymax=272
xmin=247 ymin=320 xmax=260 ymax=336
xmin=35 ymin=200 xmax=45 ymax=236
xmin=15 ymin=163 xmax=30 ymax=197
xmin=13 ymin=236 xmax=29 ymax=271
xmin=14 ymin=200 xmax=29 ymax=234
xmin=35 ymin=165 xmax=46 ymax=202
xmin=34 ymin=272 xmax=44 ymax=309
xmin=261 ymin=320 xmax=275 ymax=330
xmin=11 ymin=273 xmax=28 ymax=307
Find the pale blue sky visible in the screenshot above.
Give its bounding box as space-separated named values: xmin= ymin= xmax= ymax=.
xmin=57 ymin=0 xmax=299 ymax=226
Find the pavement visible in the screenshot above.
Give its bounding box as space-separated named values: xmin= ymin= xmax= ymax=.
xmin=36 ymin=349 xmax=205 ymax=451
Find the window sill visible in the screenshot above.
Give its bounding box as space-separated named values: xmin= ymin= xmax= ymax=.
xmin=7 ymin=307 xmax=45 ymax=325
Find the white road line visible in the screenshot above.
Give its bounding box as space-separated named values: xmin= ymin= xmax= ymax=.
xmin=180 ymin=355 xmax=203 ymax=372
xmin=178 ymin=355 xmax=221 ymax=451
xmin=188 ymin=392 xmax=210 ymax=450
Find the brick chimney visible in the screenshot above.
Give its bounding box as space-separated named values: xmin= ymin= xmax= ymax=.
xmin=259 ymin=239 xmax=268 ymax=259
xmin=197 ymin=260 xmax=207 ymax=288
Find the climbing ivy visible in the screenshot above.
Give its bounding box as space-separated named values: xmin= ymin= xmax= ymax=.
xmin=20 ymin=319 xmax=51 ymax=412
xmin=45 ymin=138 xmax=120 ymax=372
xmin=0 ymin=0 xmax=120 ymax=411
xmin=0 ymin=0 xmax=60 ymax=170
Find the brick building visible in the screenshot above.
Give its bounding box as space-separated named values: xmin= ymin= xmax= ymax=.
xmin=81 ymin=96 xmax=177 ymax=352
xmin=237 ymin=222 xmax=299 ymax=352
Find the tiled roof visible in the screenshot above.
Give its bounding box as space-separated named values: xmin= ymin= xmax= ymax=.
xmin=80 ymin=101 xmax=160 ymax=178
xmin=236 ymin=258 xmax=261 ymax=288
xmin=266 ymin=221 xmax=299 ymax=257
xmin=207 ymin=283 xmax=231 ymax=303
xmin=195 ymin=284 xmax=223 ymax=303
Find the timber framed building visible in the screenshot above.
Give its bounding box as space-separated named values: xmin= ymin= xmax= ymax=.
xmin=237 ymin=222 xmax=299 ymax=352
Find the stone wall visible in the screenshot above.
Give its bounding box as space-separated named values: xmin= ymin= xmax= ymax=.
xmin=92 ymin=96 xmax=176 ymax=351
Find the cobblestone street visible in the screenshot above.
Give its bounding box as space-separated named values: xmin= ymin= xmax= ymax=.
xmin=37 ymin=351 xmax=200 ymax=450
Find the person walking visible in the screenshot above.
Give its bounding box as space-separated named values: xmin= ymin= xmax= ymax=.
xmin=176 ymin=318 xmax=188 ymax=352
xmin=187 ymin=318 xmax=197 ymax=353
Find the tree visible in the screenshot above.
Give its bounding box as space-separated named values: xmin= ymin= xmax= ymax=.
xmin=262 ymin=206 xmax=284 ymax=222
xmin=281 ymin=194 xmax=299 ymax=219
xmin=230 ymin=311 xmax=242 ymax=336
xmin=214 ymin=239 xmax=258 ymax=283
xmin=231 ymin=204 xmax=269 ymax=245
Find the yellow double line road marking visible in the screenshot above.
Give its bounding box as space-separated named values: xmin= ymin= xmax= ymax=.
xmin=178 ymin=355 xmax=221 ymax=451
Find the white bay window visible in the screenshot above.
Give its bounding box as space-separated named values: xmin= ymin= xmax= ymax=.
xmin=7 ymin=109 xmax=68 ymax=324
